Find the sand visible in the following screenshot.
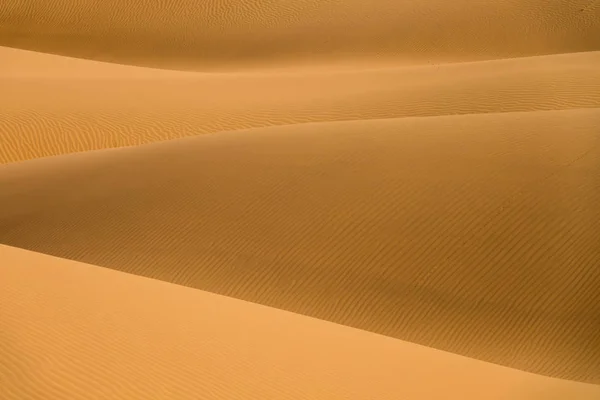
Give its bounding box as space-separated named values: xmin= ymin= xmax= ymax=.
xmin=2 ymin=244 xmax=600 ymax=400
xmin=1 ymin=0 xmax=599 ymax=69
xmin=2 ymin=47 xmax=600 ymax=163
xmin=2 ymin=108 xmax=600 ymax=383
xmin=1 ymin=0 xmax=600 ymax=397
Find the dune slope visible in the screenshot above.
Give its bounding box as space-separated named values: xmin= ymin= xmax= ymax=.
xmin=1 ymin=0 xmax=599 ymax=69
xmin=2 ymin=0 xmax=600 ymax=393
xmin=2 ymin=109 xmax=599 ymax=382
xmin=2 ymin=47 xmax=600 ymax=164
xmin=2 ymin=244 xmax=600 ymax=400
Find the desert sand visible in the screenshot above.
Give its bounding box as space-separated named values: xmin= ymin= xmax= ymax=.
xmin=1 ymin=0 xmax=599 ymax=69
xmin=1 ymin=0 xmax=599 ymax=398
xmin=2 ymin=47 xmax=600 ymax=163
xmin=2 ymin=108 xmax=600 ymax=384
xmin=3 ymin=244 xmax=600 ymax=399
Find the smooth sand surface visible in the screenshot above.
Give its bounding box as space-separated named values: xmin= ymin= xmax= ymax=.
xmin=1 ymin=0 xmax=600 ymax=397
xmin=2 ymin=109 xmax=599 ymax=382
xmin=2 ymin=47 xmax=600 ymax=163
xmin=2 ymin=244 xmax=600 ymax=400
xmin=1 ymin=0 xmax=599 ymax=69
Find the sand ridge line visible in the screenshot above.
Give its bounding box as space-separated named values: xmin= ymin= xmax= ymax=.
xmin=2 ymin=49 xmax=600 ymax=164
xmin=2 ymin=244 xmax=600 ymax=399
xmin=1 ymin=0 xmax=599 ymax=69
xmin=2 ymin=108 xmax=599 ymax=382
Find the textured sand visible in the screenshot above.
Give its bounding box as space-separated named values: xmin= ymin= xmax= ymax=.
xmin=2 ymin=47 xmax=600 ymax=163
xmin=1 ymin=0 xmax=599 ymax=69
xmin=2 ymin=244 xmax=600 ymax=400
xmin=2 ymin=109 xmax=599 ymax=382
xmin=1 ymin=0 xmax=600 ymax=397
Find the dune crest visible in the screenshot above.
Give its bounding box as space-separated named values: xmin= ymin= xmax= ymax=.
xmin=2 ymin=109 xmax=599 ymax=382
xmin=2 ymin=47 xmax=600 ymax=164
xmin=1 ymin=0 xmax=599 ymax=69
xmin=2 ymin=244 xmax=600 ymax=400
xmin=1 ymin=0 xmax=600 ymax=396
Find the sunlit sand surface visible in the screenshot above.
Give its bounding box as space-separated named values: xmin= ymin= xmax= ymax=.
xmin=1 ymin=0 xmax=599 ymax=398
xmin=2 ymin=245 xmax=600 ymax=399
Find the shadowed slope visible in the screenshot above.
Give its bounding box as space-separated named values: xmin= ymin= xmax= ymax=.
xmin=1 ymin=0 xmax=599 ymax=69
xmin=2 ymin=109 xmax=599 ymax=382
xmin=2 ymin=47 xmax=600 ymax=164
xmin=3 ymin=245 xmax=600 ymax=399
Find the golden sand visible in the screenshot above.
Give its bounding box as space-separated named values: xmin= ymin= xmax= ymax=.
xmin=1 ymin=0 xmax=599 ymax=397
xmin=2 ymin=244 xmax=600 ymax=399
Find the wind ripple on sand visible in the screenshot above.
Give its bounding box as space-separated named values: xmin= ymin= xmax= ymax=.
xmin=1 ymin=0 xmax=599 ymax=68
xmin=1 ymin=108 xmax=599 ymax=382
xmin=2 ymin=245 xmax=600 ymax=399
xmin=2 ymin=48 xmax=600 ymax=164
xmin=2 ymin=0 xmax=600 ymax=395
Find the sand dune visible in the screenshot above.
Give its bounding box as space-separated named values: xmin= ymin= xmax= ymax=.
xmin=2 ymin=47 xmax=600 ymax=163
xmin=1 ymin=0 xmax=599 ymax=69
xmin=2 ymin=109 xmax=599 ymax=382
xmin=2 ymin=0 xmax=600 ymax=396
xmin=2 ymin=244 xmax=600 ymax=400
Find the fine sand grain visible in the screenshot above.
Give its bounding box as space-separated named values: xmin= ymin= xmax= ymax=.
xmin=2 ymin=244 xmax=600 ymax=400
xmin=2 ymin=109 xmax=599 ymax=382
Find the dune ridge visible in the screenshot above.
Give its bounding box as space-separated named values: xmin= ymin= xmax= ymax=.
xmin=2 ymin=109 xmax=599 ymax=382
xmin=2 ymin=0 xmax=600 ymax=395
xmin=1 ymin=0 xmax=599 ymax=69
xmin=2 ymin=47 xmax=600 ymax=164
xmin=2 ymin=244 xmax=600 ymax=400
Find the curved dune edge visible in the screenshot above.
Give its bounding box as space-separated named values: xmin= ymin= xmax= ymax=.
xmin=2 ymin=47 xmax=600 ymax=164
xmin=1 ymin=244 xmax=599 ymax=400
xmin=1 ymin=0 xmax=599 ymax=70
xmin=2 ymin=109 xmax=599 ymax=382
xmin=0 ymin=46 xmax=201 ymax=78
